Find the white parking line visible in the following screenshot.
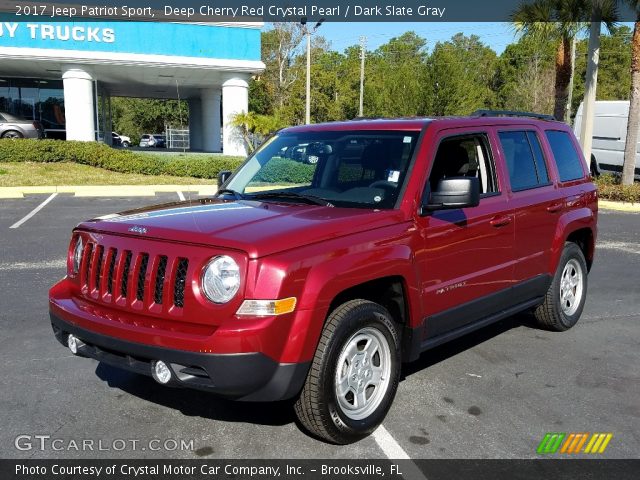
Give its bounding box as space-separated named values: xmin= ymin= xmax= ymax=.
xmin=373 ymin=425 xmax=411 ymax=459
xmin=373 ymin=425 xmax=429 ymax=480
xmin=598 ymin=240 xmax=640 ymax=255
xmin=177 ymin=191 xmax=186 ymax=201
xmin=9 ymin=193 xmax=58 ymax=229
xmin=0 ymin=259 xmax=66 ymax=271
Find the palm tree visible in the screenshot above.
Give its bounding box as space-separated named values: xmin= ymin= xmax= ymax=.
xmin=622 ymin=1 xmax=640 ymax=185
xmin=512 ymin=0 xmax=589 ymax=120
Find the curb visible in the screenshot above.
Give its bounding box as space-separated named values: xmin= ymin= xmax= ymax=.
xmin=0 ymin=185 xmax=218 ymax=199
xmin=599 ymin=200 xmax=640 ymax=213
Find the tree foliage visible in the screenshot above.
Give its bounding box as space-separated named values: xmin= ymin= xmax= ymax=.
xmin=427 ymin=34 xmax=498 ymax=115
xmin=111 ymin=97 xmax=187 ymax=144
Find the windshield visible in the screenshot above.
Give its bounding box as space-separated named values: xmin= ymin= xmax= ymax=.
xmin=225 ymin=130 xmax=420 ymax=209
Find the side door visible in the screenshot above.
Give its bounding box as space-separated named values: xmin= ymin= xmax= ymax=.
xmin=496 ymin=128 xmax=562 ymax=289
xmin=416 ymin=129 xmax=515 ymax=339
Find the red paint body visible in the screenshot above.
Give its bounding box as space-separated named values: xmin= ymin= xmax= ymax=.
xmin=50 ymin=117 xmax=598 ymax=372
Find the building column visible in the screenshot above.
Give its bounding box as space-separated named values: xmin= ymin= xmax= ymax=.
xmin=188 ymin=98 xmax=203 ymax=151
xmin=222 ymin=77 xmax=249 ymax=157
xmin=62 ymin=68 xmax=95 ymax=141
xmin=201 ymin=89 xmax=221 ymax=152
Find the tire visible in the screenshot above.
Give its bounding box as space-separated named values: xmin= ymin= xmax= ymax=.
xmin=121 ymin=141 xmax=130 ymax=148
xmin=294 ymin=299 xmax=401 ymax=444
xmin=590 ymin=154 xmax=600 ymax=178
xmin=1 ymin=130 xmax=23 ymax=139
xmin=534 ymin=242 xmax=588 ymax=331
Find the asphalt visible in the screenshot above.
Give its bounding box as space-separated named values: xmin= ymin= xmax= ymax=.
xmin=0 ymin=194 xmax=638 ymax=460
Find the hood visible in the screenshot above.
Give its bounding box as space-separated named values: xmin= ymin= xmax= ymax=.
xmin=78 ymin=198 xmax=406 ymax=258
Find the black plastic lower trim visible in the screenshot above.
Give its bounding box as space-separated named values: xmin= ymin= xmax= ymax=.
xmin=426 ymin=275 xmax=551 ymax=338
xmin=402 ymin=275 xmax=551 ymax=361
xmin=50 ymin=313 xmax=309 ymax=402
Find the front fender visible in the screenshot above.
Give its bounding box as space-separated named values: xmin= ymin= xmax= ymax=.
xmin=249 ymin=224 xmax=419 ymax=363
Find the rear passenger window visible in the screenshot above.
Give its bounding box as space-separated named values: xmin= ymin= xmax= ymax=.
xmin=545 ymin=130 xmax=585 ymax=182
xmin=499 ymin=131 xmax=550 ymax=191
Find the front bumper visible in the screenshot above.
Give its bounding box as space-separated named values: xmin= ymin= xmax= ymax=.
xmin=50 ymin=312 xmax=309 ymax=402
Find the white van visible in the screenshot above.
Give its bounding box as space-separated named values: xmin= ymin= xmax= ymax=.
xmin=574 ymin=100 xmax=640 ymax=178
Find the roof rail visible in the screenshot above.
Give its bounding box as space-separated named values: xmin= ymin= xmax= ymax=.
xmin=351 ymin=116 xmax=387 ymax=121
xmin=471 ymin=110 xmax=556 ymax=121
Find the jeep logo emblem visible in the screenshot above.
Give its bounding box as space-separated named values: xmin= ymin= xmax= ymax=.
xmin=128 ymin=226 xmax=147 ymax=234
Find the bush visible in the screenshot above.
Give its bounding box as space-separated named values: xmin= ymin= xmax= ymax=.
xmin=0 ymin=139 xmax=245 ymax=180
xmin=254 ymin=157 xmax=315 ymax=184
xmin=595 ymin=174 xmax=640 ymax=204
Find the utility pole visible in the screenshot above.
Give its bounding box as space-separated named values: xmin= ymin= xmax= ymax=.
xmin=359 ymin=36 xmax=366 ymax=118
xmin=301 ymin=17 xmax=324 ymax=125
xmin=579 ymin=6 xmax=602 ymax=163
xmin=565 ymin=36 xmax=577 ymax=124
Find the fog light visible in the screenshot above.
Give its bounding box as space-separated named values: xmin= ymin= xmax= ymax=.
xmin=152 ymin=360 xmax=172 ymax=384
xmin=67 ymin=334 xmax=83 ymax=355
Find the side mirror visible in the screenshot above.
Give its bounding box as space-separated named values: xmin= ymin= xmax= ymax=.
xmin=421 ymin=177 xmax=480 ymax=214
xmin=218 ymin=170 xmax=232 ymax=186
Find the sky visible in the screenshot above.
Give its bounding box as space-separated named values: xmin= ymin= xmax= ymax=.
xmin=316 ymin=22 xmax=519 ymax=54
xmin=306 ymin=21 xmax=634 ymax=54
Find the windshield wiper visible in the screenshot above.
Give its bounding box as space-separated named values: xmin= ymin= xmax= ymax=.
xmin=216 ymin=189 xmax=244 ymax=200
xmin=248 ymin=191 xmax=334 ymax=207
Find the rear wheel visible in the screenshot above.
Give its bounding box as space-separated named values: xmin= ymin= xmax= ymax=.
xmin=1 ymin=130 xmax=23 ymax=139
xmin=294 ymin=299 xmax=401 ymax=444
xmin=534 ymin=242 xmax=588 ymax=331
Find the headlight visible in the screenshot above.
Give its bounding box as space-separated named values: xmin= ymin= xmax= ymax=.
xmin=72 ymin=237 xmax=83 ymax=274
xmin=201 ymin=256 xmax=240 ymax=303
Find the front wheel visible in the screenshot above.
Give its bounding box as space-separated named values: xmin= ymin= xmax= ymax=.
xmin=121 ymin=141 xmax=130 ymax=148
xmin=534 ymin=242 xmax=588 ymax=331
xmin=294 ymin=300 xmax=401 ymax=444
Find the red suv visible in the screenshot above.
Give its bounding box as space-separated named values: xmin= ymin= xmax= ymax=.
xmin=50 ymin=112 xmax=597 ymax=444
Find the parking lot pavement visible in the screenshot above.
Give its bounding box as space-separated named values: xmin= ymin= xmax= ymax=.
xmin=0 ymin=194 xmax=638 ymax=460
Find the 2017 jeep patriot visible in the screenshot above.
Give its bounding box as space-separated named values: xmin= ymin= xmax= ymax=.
xmin=50 ymin=112 xmax=597 ymax=444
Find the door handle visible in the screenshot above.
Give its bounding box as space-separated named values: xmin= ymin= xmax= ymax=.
xmin=490 ymin=215 xmax=512 ymax=228
xmin=546 ymin=202 xmax=563 ymax=213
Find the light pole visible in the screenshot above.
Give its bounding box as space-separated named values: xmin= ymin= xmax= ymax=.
xmin=301 ymin=17 xmax=324 ymax=125
xmin=359 ymin=36 xmax=366 ymax=117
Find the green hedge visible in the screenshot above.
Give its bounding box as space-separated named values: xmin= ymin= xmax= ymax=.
xmin=0 ymin=139 xmax=244 ymax=180
xmin=254 ymin=157 xmax=315 ymax=184
xmin=595 ymin=174 xmax=640 ymax=204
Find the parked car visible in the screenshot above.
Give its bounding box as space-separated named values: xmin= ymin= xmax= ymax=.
xmin=574 ymin=100 xmax=640 ymax=179
xmin=0 ymin=112 xmax=45 ymax=139
xmin=139 ymin=134 xmax=166 ymax=148
xmin=112 ymin=132 xmax=131 ymax=148
xmin=50 ymin=111 xmax=597 ymax=444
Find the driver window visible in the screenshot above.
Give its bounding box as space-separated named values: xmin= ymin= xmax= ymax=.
xmin=428 ymin=134 xmax=498 ymax=196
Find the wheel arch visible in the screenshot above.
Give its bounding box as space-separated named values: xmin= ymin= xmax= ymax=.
xmin=550 ymin=211 xmax=596 ymax=274
xmin=566 ymin=227 xmax=595 ymax=272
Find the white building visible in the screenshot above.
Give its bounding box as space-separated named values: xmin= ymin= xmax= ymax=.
xmin=0 ymin=21 xmax=265 ymax=155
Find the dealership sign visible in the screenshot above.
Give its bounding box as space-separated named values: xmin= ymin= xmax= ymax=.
xmin=0 ymin=22 xmax=115 ymax=42
xmin=0 ymin=21 xmax=260 ymax=61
